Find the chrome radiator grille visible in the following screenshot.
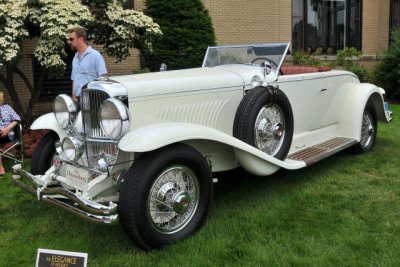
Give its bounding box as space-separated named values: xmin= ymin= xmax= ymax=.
xmin=81 ymin=89 xmax=118 ymax=168
xmin=81 ymin=90 xmax=109 ymax=139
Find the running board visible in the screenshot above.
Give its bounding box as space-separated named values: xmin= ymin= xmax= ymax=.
xmin=287 ymin=137 xmax=357 ymax=166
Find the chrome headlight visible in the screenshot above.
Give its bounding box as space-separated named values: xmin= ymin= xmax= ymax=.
xmin=53 ymin=95 xmax=78 ymax=129
xmin=99 ymin=98 xmax=130 ymax=140
xmin=62 ymin=137 xmax=84 ymax=162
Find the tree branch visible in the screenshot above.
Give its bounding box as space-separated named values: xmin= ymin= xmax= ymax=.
xmin=12 ymin=65 xmax=34 ymax=94
xmin=0 ymin=72 xmax=7 ymax=88
xmin=4 ymin=64 xmax=26 ymax=119
xmin=25 ymin=68 xmax=47 ymax=119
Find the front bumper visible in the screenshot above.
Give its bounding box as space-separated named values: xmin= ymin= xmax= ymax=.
xmin=11 ymin=164 xmax=118 ymax=224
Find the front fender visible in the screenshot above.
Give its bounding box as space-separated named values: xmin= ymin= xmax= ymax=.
xmin=31 ymin=113 xmax=65 ymax=138
xmin=119 ymin=123 xmax=306 ymax=176
xmin=30 ymin=112 xmax=83 ymax=140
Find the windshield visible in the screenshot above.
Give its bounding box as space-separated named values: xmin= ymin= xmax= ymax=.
xmin=202 ymin=43 xmax=290 ymax=70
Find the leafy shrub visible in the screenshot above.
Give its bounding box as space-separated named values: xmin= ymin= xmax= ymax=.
xmin=347 ymin=64 xmax=369 ymax=82
xmin=0 ymin=129 xmax=48 ymax=157
xmin=335 ymin=47 xmax=368 ymax=82
xmin=133 ymin=67 xmax=150 ymax=74
xmin=375 ymin=29 xmax=400 ymax=99
xmin=292 ymin=51 xmax=323 ymax=66
xmin=335 ymin=47 xmax=361 ymax=69
xmin=293 ymin=48 xmax=369 ymax=82
xmin=142 ymin=0 xmax=216 ymax=71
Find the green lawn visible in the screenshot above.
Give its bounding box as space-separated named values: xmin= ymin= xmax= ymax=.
xmin=1 ymin=105 xmax=399 ymax=267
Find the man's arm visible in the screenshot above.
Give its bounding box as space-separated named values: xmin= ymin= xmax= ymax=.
xmin=95 ymin=51 xmax=108 ymax=78
xmin=72 ymin=80 xmax=78 ymax=103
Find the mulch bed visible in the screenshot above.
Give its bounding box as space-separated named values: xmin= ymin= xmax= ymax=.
xmin=0 ymin=129 xmax=48 ymax=158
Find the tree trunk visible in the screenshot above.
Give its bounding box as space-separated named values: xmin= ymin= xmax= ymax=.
xmin=3 ymin=64 xmax=26 ymax=119
xmin=25 ymin=67 xmax=47 ymax=119
xmin=0 ymin=64 xmax=47 ymax=123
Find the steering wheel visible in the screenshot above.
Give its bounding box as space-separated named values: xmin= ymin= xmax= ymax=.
xmin=250 ymin=57 xmax=283 ymax=75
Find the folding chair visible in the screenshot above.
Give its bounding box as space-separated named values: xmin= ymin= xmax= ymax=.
xmin=0 ymin=122 xmax=24 ymax=167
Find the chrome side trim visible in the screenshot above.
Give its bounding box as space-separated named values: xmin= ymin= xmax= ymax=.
xmin=12 ymin=166 xmax=118 ymax=224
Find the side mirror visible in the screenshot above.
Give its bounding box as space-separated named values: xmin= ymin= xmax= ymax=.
xmin=160 ymin=63 xmax=167 ymax=72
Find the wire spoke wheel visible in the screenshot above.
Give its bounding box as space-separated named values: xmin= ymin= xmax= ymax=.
xmin=119 ymin=143 xmax=213 ymax=250
xmin=233 ymin=86 xmax=293 ymax=160
xmin=254 ymin=105 xmax=285 ymax=156
xmin=353 ymin=100 xmax=377 ymax=154
xmin=360 ymin=111 xmax=374 ymax=148
xmin=148 ymin=166 xmax=199 ymax=234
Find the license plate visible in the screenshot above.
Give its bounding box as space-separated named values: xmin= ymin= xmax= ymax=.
xmin=65 ymin=165 xmax=90 ymax=191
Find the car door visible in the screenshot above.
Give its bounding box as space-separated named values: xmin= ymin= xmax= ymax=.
xmin=275 ymin=72 xmax=326 ymax=134
xmin=318 ymin=71 xmax=360 ymax=127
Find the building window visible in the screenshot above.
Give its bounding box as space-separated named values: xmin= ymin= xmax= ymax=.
xmin=391 ymin=0 xmax=400 ymax=31
xmin=123 ymin=0 xmax=134 ymax=9
xmin=292 ymin=0 xmax=362 ymax=54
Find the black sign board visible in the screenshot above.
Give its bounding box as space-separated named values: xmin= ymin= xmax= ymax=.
xmin=36 ymin=249 xmax=87 ymax=267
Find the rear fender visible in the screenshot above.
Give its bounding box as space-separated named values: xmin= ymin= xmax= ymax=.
xmin=337 ymin=83 xmax=386 ymax=139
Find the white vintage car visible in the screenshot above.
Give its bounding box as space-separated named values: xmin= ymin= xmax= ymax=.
xmin=13 ymin=43 xmax=391 ymax=250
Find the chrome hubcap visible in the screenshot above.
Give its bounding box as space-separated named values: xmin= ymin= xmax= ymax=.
xmin=273 ymin=123 xmax=284 ymax=139
xmin=172 ymin=191 xmax=191 ymax=215
xmin=156 ymin=183 xmax=191 ymax=215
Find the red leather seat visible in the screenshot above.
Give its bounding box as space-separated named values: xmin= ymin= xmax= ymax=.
xmin=281 ymin=66 xmax=331 ymax=75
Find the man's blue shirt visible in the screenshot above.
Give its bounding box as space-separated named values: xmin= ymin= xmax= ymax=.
xmin=71 ymin=46 xmax=107 ymax=97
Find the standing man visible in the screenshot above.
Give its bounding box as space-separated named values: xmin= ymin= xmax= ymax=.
xmin=68 ymin=27 xmax=108 ymax=103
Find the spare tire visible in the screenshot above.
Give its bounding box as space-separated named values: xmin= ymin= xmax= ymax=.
xmin=233 ymin=86 xmax=294 ymax=160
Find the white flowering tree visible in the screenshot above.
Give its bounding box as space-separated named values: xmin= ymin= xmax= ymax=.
xmin=0 ymin=0 xmax=161 ymax=121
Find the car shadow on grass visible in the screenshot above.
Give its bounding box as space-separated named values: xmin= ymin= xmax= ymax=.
xmin=210 ymin=147 xmax=362 ymax=211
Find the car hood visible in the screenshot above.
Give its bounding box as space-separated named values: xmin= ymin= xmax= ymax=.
xmin=110 ymin=65 xmax=261 ymax=98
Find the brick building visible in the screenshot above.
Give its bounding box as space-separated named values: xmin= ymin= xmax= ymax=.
xmin=1 ymin=0 xmax=399 ymax=117
xmin=201 ymin=0 xmax=396 ymax=57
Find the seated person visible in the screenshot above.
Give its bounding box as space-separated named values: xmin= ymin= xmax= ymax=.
xmin=0 ymin=91 xmax=21 ymax=176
